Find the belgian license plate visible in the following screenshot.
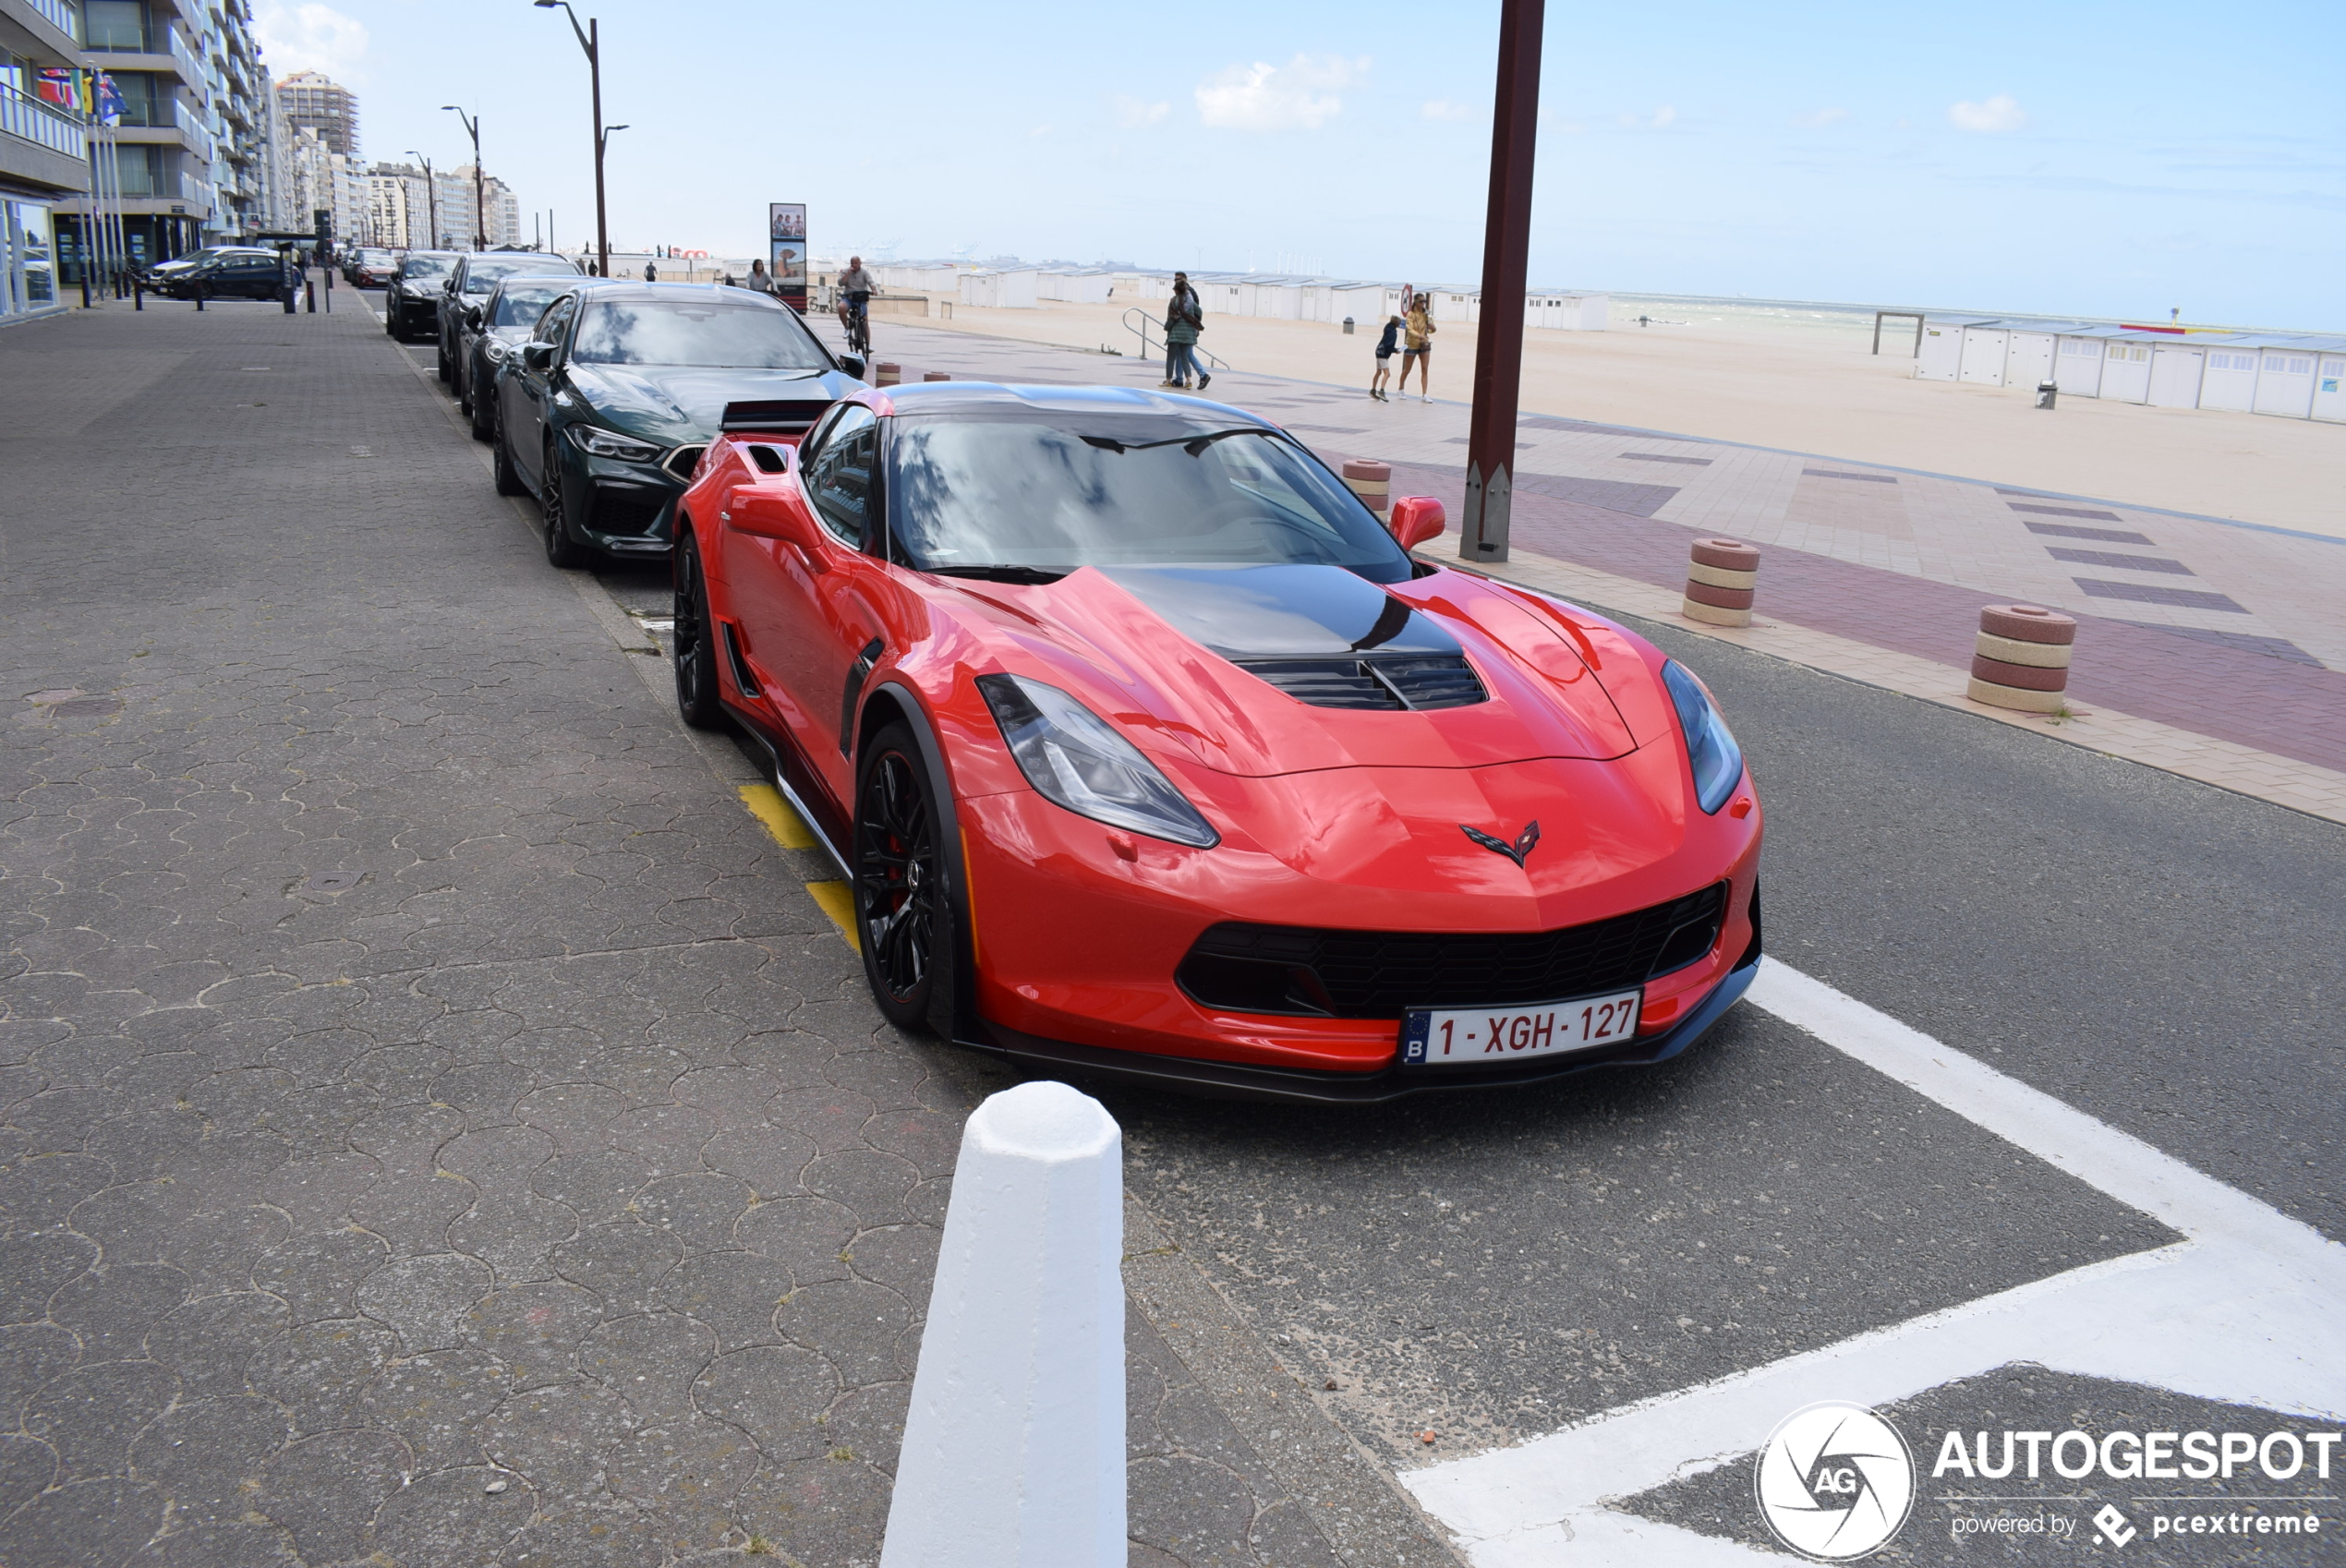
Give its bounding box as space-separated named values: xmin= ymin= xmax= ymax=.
xmin=1401 ymin=989 xmax=1643 ymax=1067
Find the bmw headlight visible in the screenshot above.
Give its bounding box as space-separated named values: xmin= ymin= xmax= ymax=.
xmin=976 ymin=673 xmax=1219 ymax=848
xmin=483 ymin=338 xmax=512 ymax=363
xmin=1661 ymin=660 xmax=1745 ymax=814
xmin=567 ymin=426 xmax=666 ymax=462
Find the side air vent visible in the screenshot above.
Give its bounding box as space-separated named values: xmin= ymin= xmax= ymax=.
xmin=1236 ymin=655 xmax=1487 ymax=711
xmin=747 ymin=444 xmax=788 ymax=474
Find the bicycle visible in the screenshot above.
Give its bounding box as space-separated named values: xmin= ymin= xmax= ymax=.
xmin=840 ymin=291 xmax=872 ymax=358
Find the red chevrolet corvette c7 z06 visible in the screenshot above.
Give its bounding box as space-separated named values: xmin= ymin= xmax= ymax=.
xmin=671 ymin=381 xmax=1761 ymax=1102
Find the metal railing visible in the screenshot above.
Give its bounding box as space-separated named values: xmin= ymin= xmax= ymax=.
xmin=1123 ymin=307 xmax=1229 ymax=372
xmin=0 ymin=83 xmax=87 ymax=161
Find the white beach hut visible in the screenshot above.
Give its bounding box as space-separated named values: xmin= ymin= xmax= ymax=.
xmin=2053 ymin=333 xmax=2107 ymax=397
xmin=2195 ymin=344 xmax=2260 ymax=413
xmin=2251 ymin=345 xmax=2319 ymax=418
xmin=958 ymin=267 xmax=1040 ymax=309
xmin=2098 ymin=338 xmax=2155 ymax=404
xmin=2145 ymin=341 xmax=2206 ymax=408
xmin=2314 ymin=352 xmax=2346 ymax=423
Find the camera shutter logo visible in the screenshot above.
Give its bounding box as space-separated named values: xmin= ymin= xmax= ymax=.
xmin=1754 ymin=1402 xmax=1917 ymax=1560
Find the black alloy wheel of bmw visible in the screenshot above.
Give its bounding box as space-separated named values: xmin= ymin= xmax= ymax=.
xmin=854 ymin=725 xmax=949 ymax=1031
xmin=466 ymin=362 xmax=493 ymax=440
xmin=540 ymin=438 xmax=588 ymax=569
xmin=671 ymin=530 xmax=723 ymax=730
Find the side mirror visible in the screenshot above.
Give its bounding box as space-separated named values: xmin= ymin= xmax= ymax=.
xmin=1389 ymin=495 xmax=1446 ymax=550
xmin=837 ymin=353 xmax=866 ymax=380
xmin=520 ymin=342 xmax=557 ymax=372
xmin=464 ymin=305 xmax=484 ymax=331
xmin=442 ymin=279 xmax=456 ymax=294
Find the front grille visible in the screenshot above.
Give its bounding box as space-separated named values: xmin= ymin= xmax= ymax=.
xmin=1177 ymin=883 xmax=1728 ymax=1018
xmin=587 ymin=486 xmax=669 ymax=537
xmin=662 ymin=444 xmax=707 ymax=481
xmin=1237 ymin=655 xmax=1487 ymax=711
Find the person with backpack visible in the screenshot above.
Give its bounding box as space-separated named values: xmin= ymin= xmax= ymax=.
xmin=1371 ymin=314 xmax=1402 ymax=400
xmin=1163 ymin=273 xmax=1208 ymax=391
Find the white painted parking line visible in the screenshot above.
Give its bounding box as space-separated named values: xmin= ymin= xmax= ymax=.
xmin=1403 ymin=958 xmax=2346 ymax=1565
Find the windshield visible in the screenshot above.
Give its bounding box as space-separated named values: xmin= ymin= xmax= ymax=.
xmin=888 ymin=416 xmax=1412 ymax=584
xmin=465 ymin=257 xmax=572 ymax=293
xmin=401 ymin=255 xmax=454 ymax=279
xmin=570 ymin=300 xmax=830 ymax=369
xmin=491 ymin=282 xmax=571 ymax=328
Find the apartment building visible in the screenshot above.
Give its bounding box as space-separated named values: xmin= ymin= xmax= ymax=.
xmin=0 ymin=0 xmax=89 ymax=317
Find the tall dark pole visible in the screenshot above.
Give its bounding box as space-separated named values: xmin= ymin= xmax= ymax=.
xmin=407 ymin=151 xmax=438 ymax=250
xmin=443 ymin=106 xmax=484 ymax=248
xmin=537 ymin=2 xmax=609 ymax=278
xmin=1460 ymin=0 xmax=1544 ymax=564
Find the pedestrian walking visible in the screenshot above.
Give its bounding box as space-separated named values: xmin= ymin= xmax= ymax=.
xmin=1163 ymin=272 xmax=1208 ymax=391
xmin=1397 ymin=299 xmax=1435 ymax=399
xmin=1370 ymin=314 xmax=1402 ymax=400
xmin=644 ymin=260 xmax=659 ymax=283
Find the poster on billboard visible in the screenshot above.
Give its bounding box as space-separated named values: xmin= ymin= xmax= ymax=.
xmin=768 ymin=203 xmax=808 ymax=312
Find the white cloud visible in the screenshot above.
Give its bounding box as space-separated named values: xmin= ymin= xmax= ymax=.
xmin=1195 ymin=54 xmax=1368 ymax=132
xmin=252 ymin=2 xmax=369 ymax=80
xmin=1949 ymin=93 xmax=2027 ymax=133
xmin=1616 ymin=104 xmax=1676 ymax=130
xmin=1791 ymin=107 xmax=1850 ymax=128
xmin=1111 ymin=95 xmax=1169 ymax=129
xmin=1421 ymin=98 xmax=1479 ymax=122
xmin=1539 ymin=106 xmax=1586 ymax=134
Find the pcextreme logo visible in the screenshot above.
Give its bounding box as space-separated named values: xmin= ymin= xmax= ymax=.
xmin=1755 ymin=1402 xmax=1917 ymax=1560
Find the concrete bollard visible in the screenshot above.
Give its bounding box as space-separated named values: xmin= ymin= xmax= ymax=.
xmin=924 ymin=370 xmax=952 ymax=381
xmin=1682 ymin=537 xmax=1760 ymax=627
xmin=875 ymin=362 xmax=901 ymax=386
xmin=1340 ymin=459 xmax=1391 ymax=523
xmin=1968 ymin=603 xmax=2075 ymax=713
xmin=881 ymin=1081 xmax=1124 ymax=1568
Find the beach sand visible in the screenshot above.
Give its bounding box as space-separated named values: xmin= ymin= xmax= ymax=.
xmin=892 ymin=299 xmax=2346 ymax=540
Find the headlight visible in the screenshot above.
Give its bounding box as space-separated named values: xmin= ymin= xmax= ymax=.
xmin=1661 ymin=660 xmax=1745 ymax=814
xmin=483 ymin=338 xmax=512 ymax=363
xmin=976 ymin=673 xmax=1219 ymax=848
xmin=567 ymin=426 xmax=666 ymax=462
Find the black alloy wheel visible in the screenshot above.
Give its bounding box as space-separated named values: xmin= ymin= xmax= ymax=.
xmin=540 ymin=438 xmax=588 ymax=569
xmin=854 ymin=724 xmax=954 ymax=1032
xmin=491 ymin=408 xmax=526 ymax=495
xmin=437 ymin=334 xmax=453 ymax=383
xmin=467 ymin=368 xmax=493 ymax=440
xmin=671 ymin=529 xmax=723 ymax=730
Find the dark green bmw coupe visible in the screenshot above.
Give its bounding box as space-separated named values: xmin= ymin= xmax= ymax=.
xmin=491 ymin=283 xmax=867 ymax=566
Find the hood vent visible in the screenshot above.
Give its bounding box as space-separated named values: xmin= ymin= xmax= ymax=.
xmin=721 ymin=398 xmax=833 ymax=434
xmin=1237 ymin=655 xmax=1487 ymax=711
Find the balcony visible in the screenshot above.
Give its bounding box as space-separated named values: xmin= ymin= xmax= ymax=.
xmin=19 ymin=0 xmax=80 ymax=42
xmin=0 ymin=82 xmax=88 ymax=161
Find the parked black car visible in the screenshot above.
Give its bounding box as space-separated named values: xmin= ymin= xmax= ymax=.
xmin=384 ymin=252 xmax=460 ymax=341
xmin=345 ymin=247 xmax=399 ymax=287
xmin=457 ymin=274 xmax=578 ymax=440
xmin=436 ymin=251 xmax=580 ymax=385
xmin=143 ymin=245 xmax=267 ymax=296
xmin=494 ymin=283 xmax=866 ymax=566
xmin=149 ymin=247 xmax=283 ymax=299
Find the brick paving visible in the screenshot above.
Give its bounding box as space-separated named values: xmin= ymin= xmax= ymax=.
xmin=843 ymin=320 xmax=2346 ymax=795
xmin=0 ymin=299 xmax=1448 ymax=1568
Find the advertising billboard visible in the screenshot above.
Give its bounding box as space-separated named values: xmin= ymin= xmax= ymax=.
xmin=768 ymin=203 xmax=807 ymax=313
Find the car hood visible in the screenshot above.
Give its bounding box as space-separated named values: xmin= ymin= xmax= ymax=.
xmin=564 ymin=365 xmax=859 ymax=445
xmin=947 ymin=562 xmax=1676 ymax=778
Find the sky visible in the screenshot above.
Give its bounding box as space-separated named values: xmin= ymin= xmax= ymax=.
xmin=257 ymin=0 xmax=2346 ymax=328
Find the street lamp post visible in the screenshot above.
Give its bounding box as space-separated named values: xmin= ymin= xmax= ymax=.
xmin=442 ymin=105 xmax=485 ymax=248
xmin=405 ymin=150 xmax=439 ymax=251
xmin=535 ymin=0 xmax=611 ymax=280
xmin=1459 ymin=0 xmax=1545 ymax=564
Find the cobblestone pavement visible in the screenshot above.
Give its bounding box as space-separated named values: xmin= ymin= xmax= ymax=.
xmin=0 ymin=299 xmax=1448 ymax=1567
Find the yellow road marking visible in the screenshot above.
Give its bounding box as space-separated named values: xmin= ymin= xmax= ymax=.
xmin=738 ymin=783 xmax=817 ymax=849
xmin=804 ymin=881 xmax=859 ymax=950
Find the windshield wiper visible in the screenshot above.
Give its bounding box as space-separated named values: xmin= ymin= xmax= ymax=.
xmin=1078 ymin=427 xmax=1268 ymax=456
xmin=924 ymin=564 xmax=1069 ymax=585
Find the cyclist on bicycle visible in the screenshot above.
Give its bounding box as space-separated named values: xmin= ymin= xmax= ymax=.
xmin=836 ymin=255 xmax=877 ymax=355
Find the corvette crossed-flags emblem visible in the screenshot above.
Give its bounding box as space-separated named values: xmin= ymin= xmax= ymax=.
xmin=1461 ymin=821 xmax=1541 ymax=867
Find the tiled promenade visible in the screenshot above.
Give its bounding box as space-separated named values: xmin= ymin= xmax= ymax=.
xmin=852 ymin=321 xmax=2346 ymax=823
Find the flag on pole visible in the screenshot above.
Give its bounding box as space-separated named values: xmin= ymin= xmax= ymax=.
xmin=94 ymin=73 xmax=127 ymax=127
xmin=35 ymin=67 xmax=76 ymax=110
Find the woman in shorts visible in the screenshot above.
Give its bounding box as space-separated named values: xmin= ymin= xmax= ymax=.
xmin=1397 ymin=301 xmax=1435 ymax=399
